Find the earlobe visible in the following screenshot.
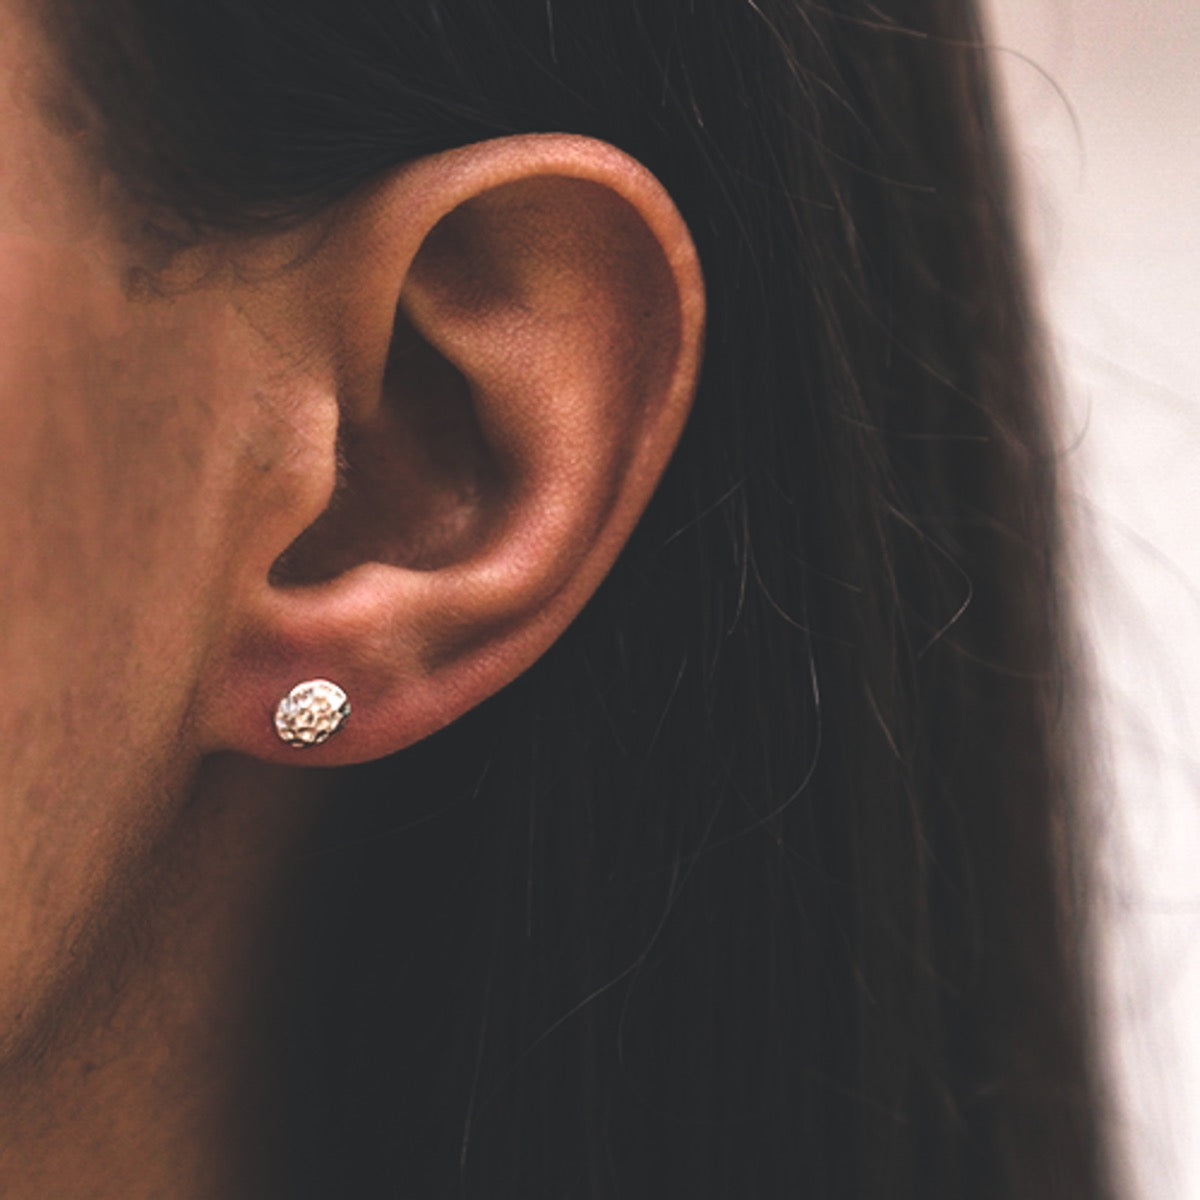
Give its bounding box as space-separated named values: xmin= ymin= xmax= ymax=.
xmin=195 ymin=135 xmax=705 ymax=766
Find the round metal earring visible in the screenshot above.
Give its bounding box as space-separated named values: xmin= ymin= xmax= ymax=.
xmin=273 ymin=679 xmax=351 ymax=747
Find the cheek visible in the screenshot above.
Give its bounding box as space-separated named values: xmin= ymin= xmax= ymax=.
xmin=0 ymin=237 xmax=233 ymax=1055
xmin=0 ymin=238 xmax=217 ymax=761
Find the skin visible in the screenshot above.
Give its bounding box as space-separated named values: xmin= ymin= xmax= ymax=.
xmin=0 ymin=4 xmax=704 ymax=1195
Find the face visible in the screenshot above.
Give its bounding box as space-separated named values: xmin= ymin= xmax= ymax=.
xmin=0 ymin=0 xmax=707 ymax=1077
xmin=0 ymin=6 xmax=307 ymax=1063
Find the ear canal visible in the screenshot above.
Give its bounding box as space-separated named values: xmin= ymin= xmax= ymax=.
xmin=269 ymin=308 xmax=503 ymax=586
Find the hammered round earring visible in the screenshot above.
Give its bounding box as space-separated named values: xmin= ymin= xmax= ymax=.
xmin=273 ymin=679 xmax=352 ymax=747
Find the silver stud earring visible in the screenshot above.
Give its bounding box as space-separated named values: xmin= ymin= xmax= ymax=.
xmin=273 ymin=679 xmax=351 ymax=747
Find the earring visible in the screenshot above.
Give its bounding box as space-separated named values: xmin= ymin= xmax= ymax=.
xmin=274 ymin=679 xmax=352 ymax=747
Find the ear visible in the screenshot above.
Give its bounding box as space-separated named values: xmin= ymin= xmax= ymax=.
xmin=194 ymin=134 xmax=705 ymax=765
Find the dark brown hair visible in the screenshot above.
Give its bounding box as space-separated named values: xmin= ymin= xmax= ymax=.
xmin=42 ymin=1 xmax=1115 ymax=1195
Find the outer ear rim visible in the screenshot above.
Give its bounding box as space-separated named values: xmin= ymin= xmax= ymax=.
xmin=194 ymin=134 xmax=706 ymax=766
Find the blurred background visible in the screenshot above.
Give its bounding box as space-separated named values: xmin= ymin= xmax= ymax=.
xmin=983 ymin=2 xmax=1200 ymax=1195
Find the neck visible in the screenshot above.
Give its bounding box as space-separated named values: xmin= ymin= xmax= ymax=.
xmin=0 ymin=755 xmax=323 ymax=1200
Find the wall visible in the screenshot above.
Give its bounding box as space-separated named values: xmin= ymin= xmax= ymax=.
xmin=984 ymin=3 xmax=1200 ymax=1196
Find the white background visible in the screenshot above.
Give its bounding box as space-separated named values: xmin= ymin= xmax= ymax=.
xmin=983 ymin=2 xmax=1200 ymax=1196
